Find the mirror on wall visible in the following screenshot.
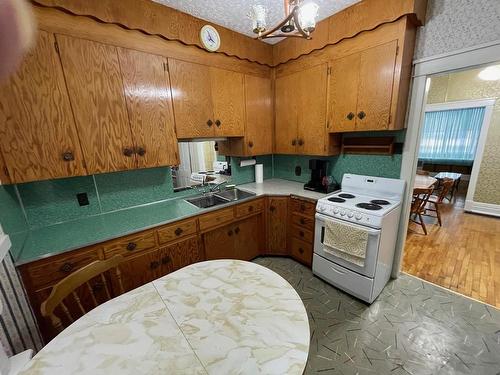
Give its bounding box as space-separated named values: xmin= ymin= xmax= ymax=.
xmin=172 ymin=141 xmax=230 ymax=191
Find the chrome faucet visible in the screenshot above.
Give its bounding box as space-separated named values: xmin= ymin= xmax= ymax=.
xmin=208 ymin=179 xmax=231 ymax=193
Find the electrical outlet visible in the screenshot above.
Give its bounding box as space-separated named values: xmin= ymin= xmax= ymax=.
xmin=295 ymin=166 xmax=301 ymax=176
xmin=77 ymin=193 xmax=89 ymax=206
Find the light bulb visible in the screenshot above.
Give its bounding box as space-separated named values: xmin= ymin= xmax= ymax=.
xmin=478 ymin=66 xmax=500 ymax=81
xmin=249 ymin=5 xmax=267 ymax=34
xmin=299 ymin=2 xmax=319 ymax=33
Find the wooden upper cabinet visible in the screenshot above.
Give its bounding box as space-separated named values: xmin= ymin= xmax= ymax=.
xmin=297 ymin=64 xmax=328 ymax=155
xmin=210 ymin=67 xmax=245 ymax=137
xmin=328 ymin=40 xmax=398 ymax=132
xmin=275 ymin=72 xmax=298 ymax=154
xmin=266 ymin=197 xmax=288 ymax=255
xmin=0 ymin=31 xmax=86 ymax=183
xmin=56 ymin=35 xmax=136 ymax=174
xmin=168 ymin=59 xmax=214 ymax=139
xmin=244 ymin=75 xmax=273 ymax=155
xmin=328 ymin=53 xmax=360 ymax=132
xmin=0 ymin=149 xmax=9 ymax=184
xmin=117 ymin=48 xmax=179 ymax=168
xmin=356 ymin=40 xmax=398 ymax=131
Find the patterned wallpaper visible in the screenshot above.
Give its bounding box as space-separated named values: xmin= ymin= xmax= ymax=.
xmin=414 ymin=0 xmax=500 ymax=60
xmin=427 ymin=66 xmax=500 ymax=205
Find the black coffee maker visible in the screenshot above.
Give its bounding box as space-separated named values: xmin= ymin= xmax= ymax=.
xmin=304 ymin=159 xmax=339 ymax=193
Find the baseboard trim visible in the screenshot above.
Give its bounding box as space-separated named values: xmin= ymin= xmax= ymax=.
xmin=464 ymin=200 xmax=500 ymax=217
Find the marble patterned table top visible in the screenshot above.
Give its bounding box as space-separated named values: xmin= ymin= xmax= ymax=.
xmin=19 ymin=260 xmax=310 ymax=375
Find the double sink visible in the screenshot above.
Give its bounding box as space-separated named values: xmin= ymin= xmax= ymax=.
xmin=185 ymin=188 xmax=256 ymax=209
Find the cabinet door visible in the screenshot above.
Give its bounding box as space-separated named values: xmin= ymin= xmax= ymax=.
xmin=0 ymin=148 xmax=10 ymax=184
xmin=328 ymin=53 xmax=360 ymax=132
xmin=162 ymin=235 xmax=204 ymax=274
xmin=245 ymin=75 xmax=273 ymax=155
xmin=210 ymin=67 xmax=245 ymax=137
xmin=57 ymin=35 xmax=136 ymax=174
xmin=168 ymin=59 xmax=214 ymax=139
xmin=266 ymin=197 xmax=288 ymax=255
xmin=117 ymin=48 xmax=179 ymax=168
xmin=356 ymin=41 xmax=398 ymax=131
xmin=204 ymin=223 xmax=235 ymax=260
xmin=234 ymin=215 xmax=262 ymax=261
xmin=0 ymin=31 xmax=86 ymax=183
xmin=297 ymin=64 xmax=328 ymax=155
xmin=275 ymin=73 xmax=298 ymax=154
xmin=117 ymin=249 xmax=164 ymax=292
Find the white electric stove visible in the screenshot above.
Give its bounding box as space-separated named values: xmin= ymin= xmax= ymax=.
xmin=312 ymin=174 xmax=405 ymax=303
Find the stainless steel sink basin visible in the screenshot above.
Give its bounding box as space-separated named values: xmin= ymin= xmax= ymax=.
xmin=215 ymin=189 xmax=255 ymax=201
xmin=186 ymin=194 xmax=229 ymax=209
xmin=185 ymin=188 xmax=256 ymax=209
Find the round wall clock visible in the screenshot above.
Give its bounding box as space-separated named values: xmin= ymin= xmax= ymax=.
xmin=200 ymin=25 xmax=221 ymax=52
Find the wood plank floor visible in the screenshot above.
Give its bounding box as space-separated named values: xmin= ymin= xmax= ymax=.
xmin=402 ymin=183 xmax=500 ymax=308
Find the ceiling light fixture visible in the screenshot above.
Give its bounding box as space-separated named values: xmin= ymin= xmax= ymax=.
xmin=478 ymin=66 xmax=500 ymax=81
xmin=249 ymin=0 xmax=319 ymax=40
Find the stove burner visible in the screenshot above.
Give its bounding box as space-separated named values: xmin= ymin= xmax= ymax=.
xmin=328 ymin=197 xmax=346 ymax=203
xmin=356 ymin=203 xmax=383 ymax=211
xmin=371 ymin=199 xmax=390 ymax=206
xmin=338 ymin=193 xmax=355 ymax=199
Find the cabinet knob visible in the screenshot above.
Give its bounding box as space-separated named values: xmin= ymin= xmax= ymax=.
xmin=269 ymin=206 xmax=276 ymax=212
xmin=347 ymin=112 xmax=355 ymax=120
xmin=228 ymin=229 xmax=233 ymax=236
xmin=299 ymin=231 xmax=304 ymax=237
xmin=215 ymin=119 xmax=221 ymax=127
xmin=299 ymin=247 xmax=304 ymax=254
xmin=62 ymin=151 xmax=74 ymax=162
xmin=161 ymin=255 xmax=171 ymax=265
xmin=150 ymin=261 xmax=160 ymax=270
xmin=123 ymin=147 xmax=134 ymax=157
xmin=300 ymin=218 xmax=306 ymax=225
xmin=248 ymin=206 xmax=254 ymax=212
xmin=207 ymin=119 xmax=213 ymax=127
xmin=291 ymin=139 xmax=296 ymax=146
xmin=357 ymin=111 xmax=366 ymax=120
xmin=126 ymin=242 xmax=137 ymax=251
xmin=59 ymin=262 xmax=74 ymax=273
xmin=174 ymin=227 xmax=183 ymax=236
xmin=136 ymin=147 xmax=146 ymax=156
xmin=234 ymin=227 xmax=240 ymax=234
xmin=248 ymin=141 xmax=254 ymax=148
xmin=298 ymin=139 xmax=304 ymax=146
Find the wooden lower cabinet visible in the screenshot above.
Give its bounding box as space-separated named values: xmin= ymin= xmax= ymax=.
xmin=204 ymin=222 xmax=236 ymax=260
xmin=266 ymin=197 xmax=289 ymax=255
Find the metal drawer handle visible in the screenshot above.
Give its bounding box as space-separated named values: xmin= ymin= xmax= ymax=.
xmin=59 ymin=262 xmax=74 ymax=273
xmin=330 ymin=266 xmax=346 ymax=275
xmin=126 ymin=242 xmax=137 ymax=251
xmin=62 ymin=151 xmax=74 ymax=161
xmin=174 ymin=227 xmax=183 ymax=236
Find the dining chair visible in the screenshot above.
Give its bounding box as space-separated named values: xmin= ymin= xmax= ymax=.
xmin=410 ymin=187 xmax=434 ymax=235
xmin=416 ymin=169 xmax=430 ymax=176
xmin=424 ymin=178 xmax=454 ymax=226
xmin=41 ymin=255 xmax=125 ymax=333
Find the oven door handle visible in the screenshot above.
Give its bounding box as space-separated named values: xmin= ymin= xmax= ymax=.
xmin=315 ymin=213 xmax=381 ymax=235
xmin=330 ymin=265 xmax=346 ymax=275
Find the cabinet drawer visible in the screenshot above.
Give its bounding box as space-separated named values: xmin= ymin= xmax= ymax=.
xmin=291 ymin=213 xmax=315 ymax=231
xmin=103 ymin=231 xmax=157 ymax=258
xmin=236 ymin=198 xmax=264 ymax=218
xmin=290 ymin=198 xmax=316 ymax=216
xmin=21 ymin=248 xmax=100 ymax=290
xmin=291 ymin=237 xmax=313 ymax=266
xmin=291 ymin=224 xmax=313 ymax=243
xmin=157 ymin=218 xmax=197 ymax=245
xmin=199 ymin=207 xmax=234 ymax=231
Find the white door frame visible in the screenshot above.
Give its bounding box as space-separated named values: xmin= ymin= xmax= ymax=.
xmin=391 ymin=40 xmax=500 ymax=278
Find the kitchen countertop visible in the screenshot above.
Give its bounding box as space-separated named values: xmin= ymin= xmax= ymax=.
xmin=19 ymin=260 xmax=310 ymax=375
xmin=13 ymin=179 xmax=327 ymax=266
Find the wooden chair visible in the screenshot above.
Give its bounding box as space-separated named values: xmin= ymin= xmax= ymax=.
xmin=410 ymin=187 xmax=434 ymax=235
xmin=423 ymin=178 xmax=454 ymax=226
xmin=41 ymin=255 xmax=125 ymax=333
xmin=416 ymin=169 xmax=430 ymax=176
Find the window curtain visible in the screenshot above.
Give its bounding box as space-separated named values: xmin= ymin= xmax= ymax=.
xmin=419 ymin=107 xmax=485 ymax=162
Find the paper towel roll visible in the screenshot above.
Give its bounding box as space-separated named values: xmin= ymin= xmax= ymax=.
xmin=239 ymin=159 xmax=256 ymax=167
xmin=255 ymin=164 xmax=263 ymax=184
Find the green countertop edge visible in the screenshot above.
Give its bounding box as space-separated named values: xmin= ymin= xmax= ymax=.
xmin=13 ymin=187 xmax=322 ymax=266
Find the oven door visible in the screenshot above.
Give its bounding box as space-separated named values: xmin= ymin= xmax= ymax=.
xmin=314 ymin=213 xmax=381 ymax=278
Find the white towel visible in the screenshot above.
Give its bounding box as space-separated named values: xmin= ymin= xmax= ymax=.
xmin=323 ymin=220 xmax=368 ymax=267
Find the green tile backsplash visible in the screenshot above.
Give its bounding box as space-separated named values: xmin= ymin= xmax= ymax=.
xmin=0 ymin=185 xmax=27 ymax=234
xmin=230 ymin=155 xmax=274 ymax=185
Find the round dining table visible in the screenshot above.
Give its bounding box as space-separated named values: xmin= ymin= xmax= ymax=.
xmin=414 ymin=174 xmax=437 ymax=189
xmin=19 ymin=260 xmax=310 ymax=375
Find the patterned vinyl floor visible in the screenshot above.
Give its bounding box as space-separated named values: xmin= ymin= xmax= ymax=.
xmin=253 ymin=257 xmax=500 ymax=375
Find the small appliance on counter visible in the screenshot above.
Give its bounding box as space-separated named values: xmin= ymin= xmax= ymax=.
xmin=304 ymin=159 xmax=339 ymax=193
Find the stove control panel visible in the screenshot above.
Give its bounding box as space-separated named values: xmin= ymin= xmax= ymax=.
xmin=316 ymin=202 xmax=382 ymax=228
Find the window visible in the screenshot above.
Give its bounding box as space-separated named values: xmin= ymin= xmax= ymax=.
xmin=419 ymin=106 xmax=485 ymax=163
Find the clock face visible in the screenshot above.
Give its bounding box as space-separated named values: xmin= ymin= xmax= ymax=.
xmin=200 ymin=25 xmax=221 ymax=52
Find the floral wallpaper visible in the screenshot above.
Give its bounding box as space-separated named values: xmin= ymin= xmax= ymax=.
xmin=414 ymin=0 xmax=500 ymax=60
xmin=427 ymin=65 xmax=500 ymax=205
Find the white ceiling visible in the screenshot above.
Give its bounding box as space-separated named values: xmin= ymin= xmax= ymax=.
xmin=153 ymin=0 xmax=361 ymax=44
